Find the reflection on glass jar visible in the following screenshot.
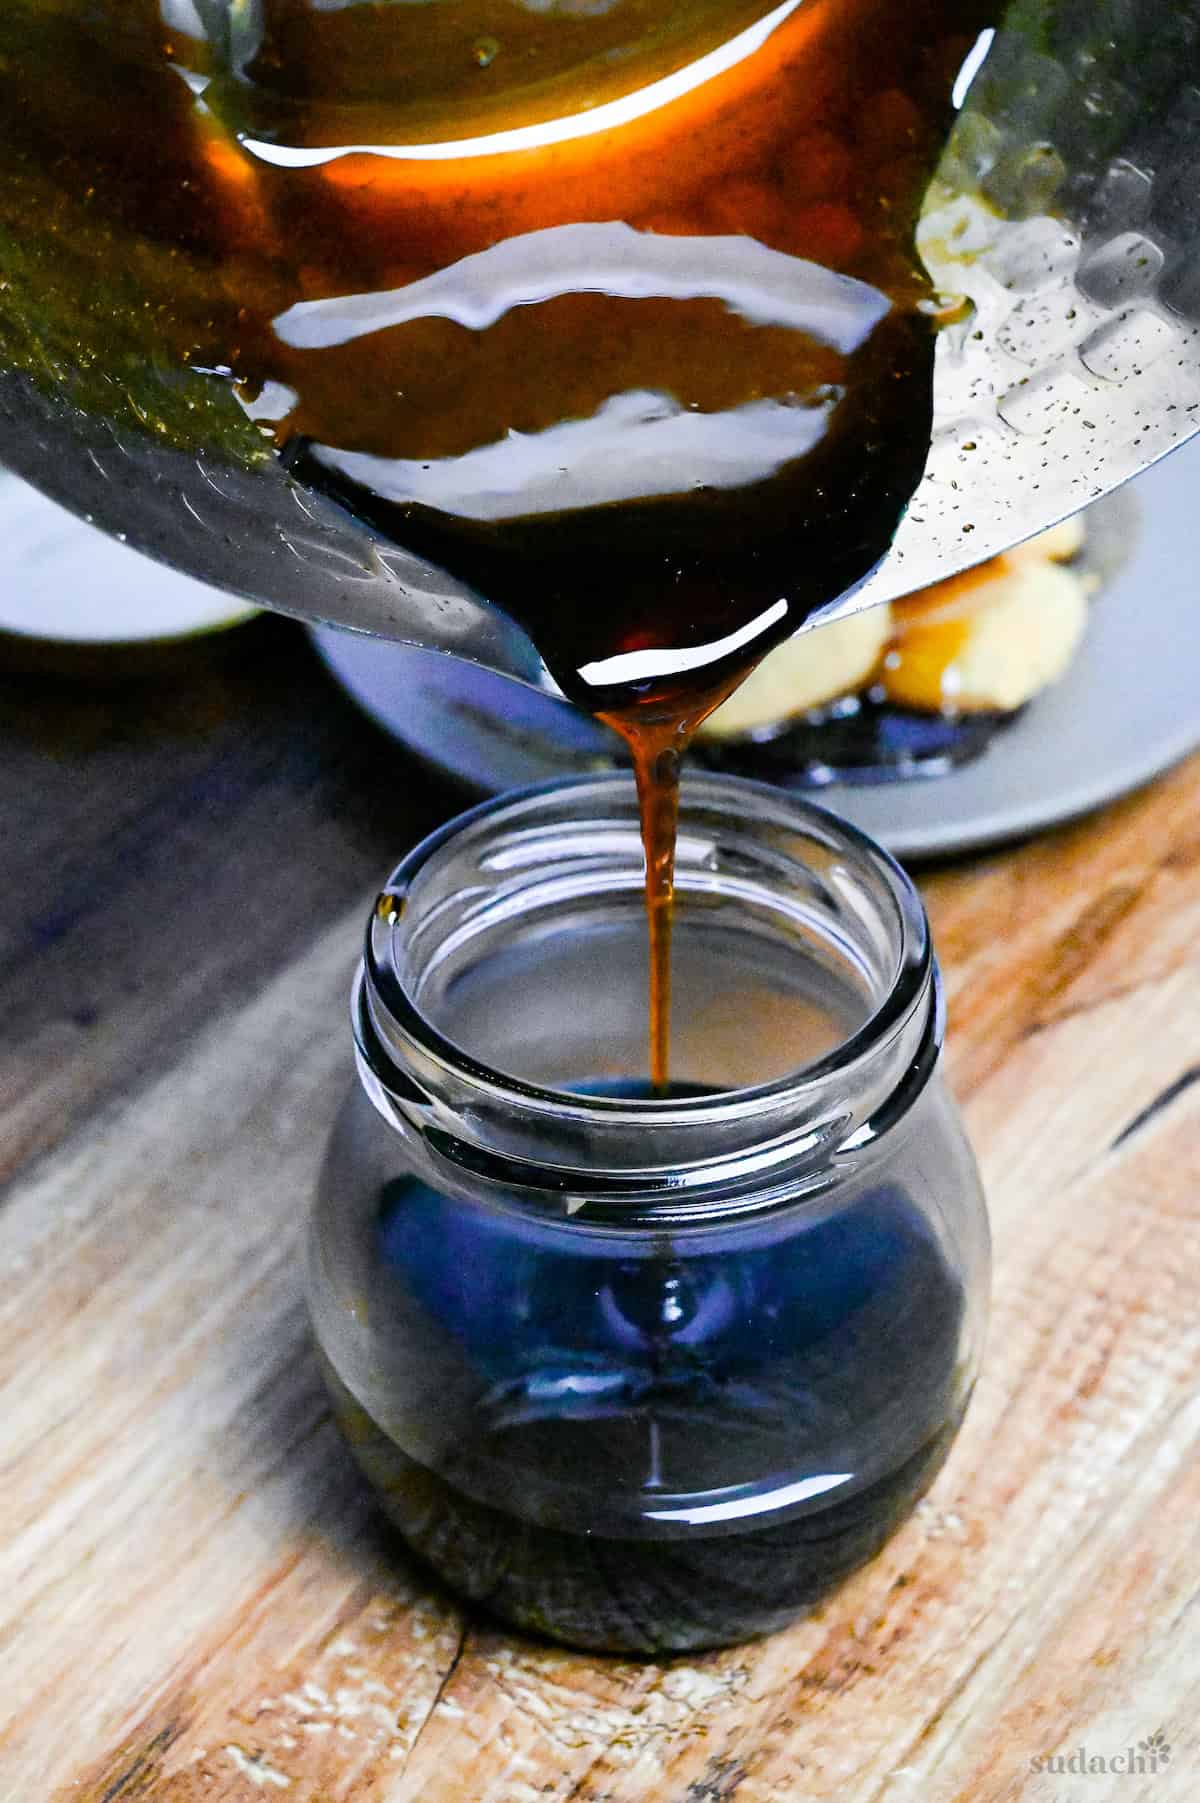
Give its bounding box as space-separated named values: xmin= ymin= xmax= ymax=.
xmin=310 ymin=775 xmax=989 ymax=1654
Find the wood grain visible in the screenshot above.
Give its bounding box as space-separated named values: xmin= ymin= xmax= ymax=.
xmin=1 ymin=631 xmax=1198 ymax=1801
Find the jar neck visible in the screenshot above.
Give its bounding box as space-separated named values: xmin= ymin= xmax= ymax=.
xmin=355 ymin=776 xmax=938 ymax=1222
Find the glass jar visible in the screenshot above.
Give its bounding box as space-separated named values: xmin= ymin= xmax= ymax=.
xmin=310 ymin=774 xmax=989 ymax=1655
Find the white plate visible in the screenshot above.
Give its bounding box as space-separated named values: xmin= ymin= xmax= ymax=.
xmin=311 ymin=436 xmax=1200 ymax=859
xmin=0 ymin=472 xmax=258 ymax=644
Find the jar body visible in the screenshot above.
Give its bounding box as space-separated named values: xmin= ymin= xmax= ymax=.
xmin=312 ymin=1075 xmax=986 ymax=1653
xmin=309 ymin=775 xmax=989 ymax=1653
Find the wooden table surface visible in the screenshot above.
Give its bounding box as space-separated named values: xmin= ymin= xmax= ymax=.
xmin=3 ymin=618 xmax=1199 ymax=1803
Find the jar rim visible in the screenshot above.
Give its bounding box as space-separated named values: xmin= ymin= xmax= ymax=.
xmin=363 ymin=772 xmax=932 ymax=1131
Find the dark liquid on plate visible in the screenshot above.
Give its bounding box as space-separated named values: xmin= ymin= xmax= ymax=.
xmin=1 ymin=0 xmax=993 ymax=1080
xmin=323 ymin=1082 xmax=968 ymax=1653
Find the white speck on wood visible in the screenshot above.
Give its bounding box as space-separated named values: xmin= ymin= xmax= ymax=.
xmin=659 ymin=1667 xmax=739 ymax=1709
xmin=224 ymin=1745 xmax=292 ymax=1789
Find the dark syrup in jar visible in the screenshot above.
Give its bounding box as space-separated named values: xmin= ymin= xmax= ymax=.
xmin=2 ymin=0 xmax=994 ymax=1080
xmin=323 ymin=1083 xmax=968 ymax=1654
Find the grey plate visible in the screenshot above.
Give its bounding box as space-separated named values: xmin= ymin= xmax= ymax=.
xmin=310 ymin=435 xmax=1200 ymax=860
